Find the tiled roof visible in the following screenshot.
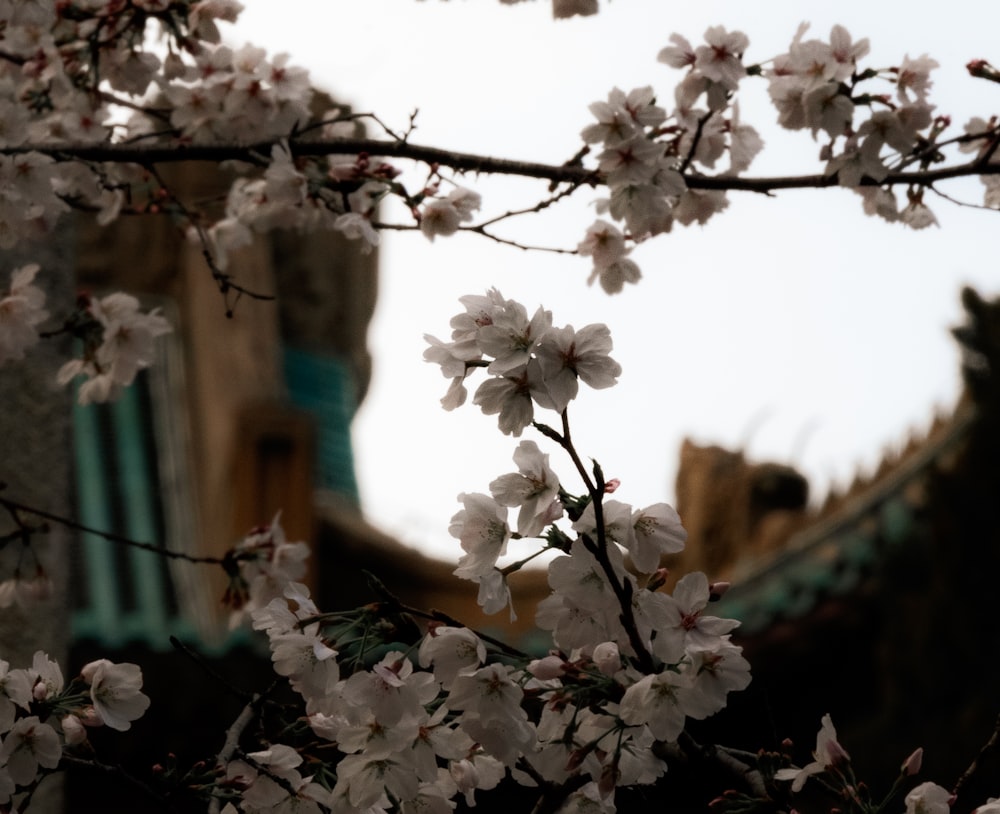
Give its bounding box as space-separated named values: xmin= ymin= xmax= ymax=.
xmin=715 ymin=404 xmax=976 ymax=635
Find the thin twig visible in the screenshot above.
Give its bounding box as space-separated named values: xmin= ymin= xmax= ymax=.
xmin=0 ymin=495 xmax=225 ymax=565
xmin=952 ymin=713 xmax=1000 ymax=800
xmin=208 ymin=695 xmax=263 ymax=814
xmin=168 ymin=637 xmax=255 ymax=703
xmin=61 ymin=754 xmax=178 ymax=812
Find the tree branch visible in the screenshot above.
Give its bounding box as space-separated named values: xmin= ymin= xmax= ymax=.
xmin=8 ymin=137 xmax=1000 ymax=192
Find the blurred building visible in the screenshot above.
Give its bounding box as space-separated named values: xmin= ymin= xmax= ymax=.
xmin=670 ymin=287 xmax=1000 ymax=807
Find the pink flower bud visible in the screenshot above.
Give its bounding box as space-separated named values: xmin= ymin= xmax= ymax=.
xmin=592 ymin=642 xmax=620 ymax=676
xmin=62 ymin=714 xmax=87 ymax=746
xmin=646 ymin=567 xmax=670 ymax=592
xmin=708 ymin=581 xmax=731 ymax=600
xmin=566 ymin=745 xmax=592 ymax=771
xmin=598 ymin=761 xmax=619 ymax=798
xmin=603 ymin=479 xmax=621 ymax=493
xmin=902 ymin=747 xmax=923 ymax=776
xmin=78 ymin=706 xmax=104 ymax=728
xmin=527 ymin=654 xmax=565 ymax=680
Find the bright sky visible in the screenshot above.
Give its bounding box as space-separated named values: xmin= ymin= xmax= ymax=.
xmin=233 ymin=1 xmax=1000 ymax=561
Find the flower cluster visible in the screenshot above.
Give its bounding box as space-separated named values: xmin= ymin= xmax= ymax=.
xmin=223 ymin=513 xmax=311 ymax=625
xmin=4 ymin=289 xmax=998 ymax=813
xmin=0 ymin=3 xmax=490 ymax=276
xmin=0 ymin=652 xmax=149 ymax=809
xmin=0 ymin=264 xmax=173 ymax=404
xmin=2 ymin=7 xmax=997 ymax=296
xmin=56 ymin=291 xmax=173 ymax=405
xmin=572 ymin=23 xmax=1000 ymax=289
xmin=423 ymin=288 xmax=621 ymax=432
xmin=575 ymin=28 xmax=762 ymax=292
xmin=172 ymin=294 xmax=753 ymax=813
xmin=758 ymin=714 xmax=1000 ymax=814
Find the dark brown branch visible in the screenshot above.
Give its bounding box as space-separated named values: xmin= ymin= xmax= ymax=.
xmin=952 ymin=713 xmax=1000 ymax=800
xmin=0 ymin=495 xmax=225 ymax=565
xmin=8 ymin=137 xmax=1000 ymax=192
xmin=3 ymin=139 xmax=601 ymax=185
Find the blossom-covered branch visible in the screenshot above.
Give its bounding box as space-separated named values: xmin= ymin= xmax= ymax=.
xmin=4 ymin=2 xmax=1000 ymax=301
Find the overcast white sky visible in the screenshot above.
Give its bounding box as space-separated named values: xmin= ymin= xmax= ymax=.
xmin=232 ymin=2 xmax=1000 ymax=561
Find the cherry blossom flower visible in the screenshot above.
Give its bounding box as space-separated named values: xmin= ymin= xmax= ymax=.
xmin=341 ymin=652 xmax=438 ymax=727
xmin=420 ymin=199 xmax=462 ymax=240
xmin=577 ymin=220 xmax=628 ymax=269
xmin=418 ymin=625 xmax=486 ymax=688
xmin=901 ymin=193 xmax=939 ymax=229
xmin=489 ymin=440 xmax=562 ymax=536
xmin=91 ymin=293 xmax=173 ymax=386
xmin=680 ymin=639 xmax=751 ymax=719
xmin=0 ymin=715 xmax=61 ymax=786
xmin=447 ymin=663 xmax=523 ymax=723
xmin=572 ymin=500 xmax=637 ymax=559
xmin=472 ymin=366 xmax=537 ymax=436
xmin=334 ymin=750 xmax=420 ymax=810
xmin=80 ymin=659 xmax=151 ymax=732
xmin=695 ymin=26 xmax=749 ymax=91
xmin=333 ymin=211 xmax=381 ymax=251
xmin=462 ymin=711 xmax=536 ymax=767
xmin=618 ymin=668 xmax=693 ymax=742
xmin=589 ymin=257 xmax=642 ymax=294
xmin=451 ymin=493 xmax=511 ymax=580
xmin=56 ymin=291 xmax=172 ymax=404
xmin=582 ymin=87 xmax=664 ymax=147
xmin=449 ymin=288 xmax=509 ymax=344
xmin=536 ymin=592 xmax=616 ymax=651
xmin=477 ymin=567 xmax=516 ymax=619
xmin=905 ymin=782 xmax=953 ymax=814
xmin=0 ymin=661 xmax=32 ymax=733
xmin=534 ymin=323 xmax=621 ymax=413
xmin=657 ymin=571 xmax=740 ymax=651
xmin=419 ymin=186 xmax=481 ymax=241
xmin=774 ymin=713 xmax=850 ymax=791
xmin=449 ymin=754 xmax=506 ymax=807
xmin=0 ymin=264 xmax=47 ymax=364
xmin=629 ymin=503 xmax=687 ymax=572
xmin=478 ymin=302 xmax=551 ymax=375
xmin=228 ymin=514 xmax=310 ymax=620
xmin=547 ymin=537 xmax=628 ymax=613
xmin=229 ymin=743 xmax=333 ymax=813
xmin=423 ymin=333 xmax=481 ymax=380
xmin=673 ymin=189 xmax=729 ymax=226
xmin=447 ymin=186 xmax=482 ymax=220
xmin=27 ymin=651 xmax=63 ymax=702
xmin=896 ymin=54 xmax=940 ymax=104
xmin=267 ymin=624 xmax=341 ymax=708
xmin=658 ymin=34 xmax=697 ymax=70
xmin=728 ymin=102 xmax=764 ymax=174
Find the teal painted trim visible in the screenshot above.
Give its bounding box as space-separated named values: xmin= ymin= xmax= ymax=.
xmin=880 ymin=498 xmax=915 ymax=547
xmin=72 ymin=398 xmax=124 ymax=646
xmin=112 ymin=385 xmax=170 ymax=643
xmin=282 ymin=346 xmax=360 ymax=503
